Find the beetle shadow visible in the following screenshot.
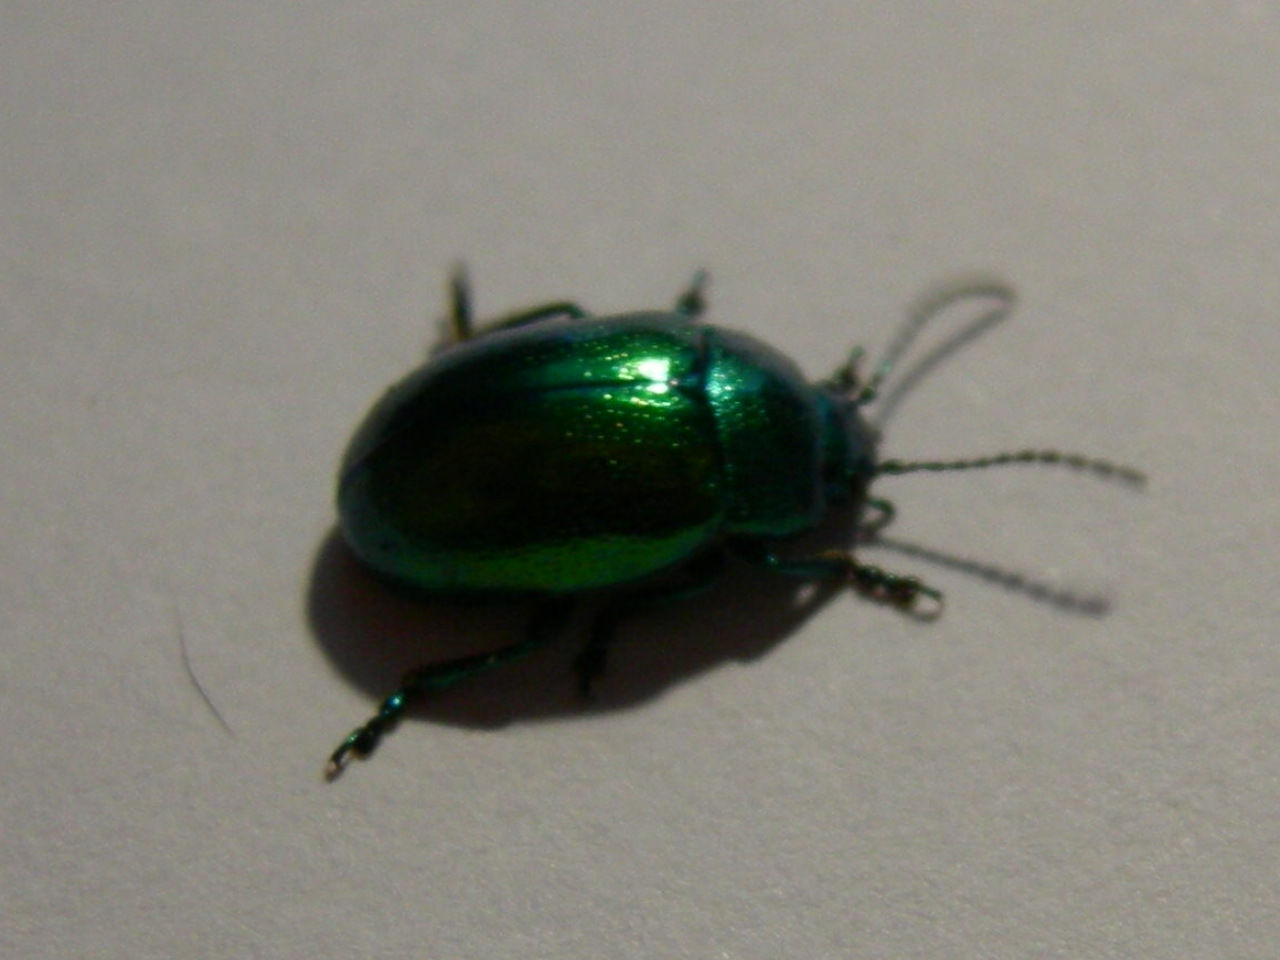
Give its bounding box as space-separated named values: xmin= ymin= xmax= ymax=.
xmin=305 ymin=521 xmax=856 ymax=732
xmin=306 ymin=506 xmax=1115 ymax=737
xmin=866 ymin=277 xmax=1013 ymax=432
xmin=864 ymin=535 xmax=1114 ymax=616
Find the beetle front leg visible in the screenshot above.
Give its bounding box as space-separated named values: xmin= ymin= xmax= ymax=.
xmin=325 ymin=599 xmax=573 ymax=779
xmin=740 ymin=543 xmax=943 ymax=620
xmin=576 ymin=551 xmax=726 ymax=697
xmin=861 ymin=496 xmax=896 ymax=535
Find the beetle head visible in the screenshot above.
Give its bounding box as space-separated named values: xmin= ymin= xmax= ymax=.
xmin=816 ymin=385 xmax=879 ymax=504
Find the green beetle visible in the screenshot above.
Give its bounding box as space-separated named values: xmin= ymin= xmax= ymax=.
xmin=326 ymin=270 xmax=1142 ymax=777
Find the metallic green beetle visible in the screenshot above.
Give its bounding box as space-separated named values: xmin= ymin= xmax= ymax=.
xmin=326 ymin=270 xmax=1142 ymax=777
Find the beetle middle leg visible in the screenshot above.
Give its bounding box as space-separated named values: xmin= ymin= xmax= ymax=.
xmin=673 ymin=269 xmax=709 ymax=321
xmin=449 ymin=267 xmax=590 ymax=342
xmin=326 ymin=598 xmax=573 ymax=779
xmin=739 ymin=542 xmax=943 ymax=620
xmin=575 ymin=550 xmax=726 ymax=697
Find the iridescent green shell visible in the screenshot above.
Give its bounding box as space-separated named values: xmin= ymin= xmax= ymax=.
xmin=338 ymin=312 xmax=874 ymax=595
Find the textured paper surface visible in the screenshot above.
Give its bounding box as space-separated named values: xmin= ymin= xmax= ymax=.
xmin=5 ymin=5 xmax=1278 ymax=957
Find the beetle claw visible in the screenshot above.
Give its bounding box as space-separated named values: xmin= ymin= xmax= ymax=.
xmin=324 ymin=723 xmax=380 ymax=781
xmin=324 ymin=744 xmax=355 ymax=781
xmin=900 ymin=582 xmax=945 ymax=621
xmin=324 ymin=741 xmax=357 ymax=781
xmin=324 ymin=694 xmax=406 ymax=780
xmin=848 ymin=563 xmax=944 ymax=620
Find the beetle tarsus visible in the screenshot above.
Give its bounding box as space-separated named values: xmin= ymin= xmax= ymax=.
xmin=325 ymin=738 xmax=358 ymax=781
xmin=848 ymin=562 xmax=945 ymax=620
xmin=325 ymin=724 xmax=378 ymax=781
xmin=324 ymin=692 xmax=407 ymax=779
xmin=751 ymin=544 xmax=944 ymax=619
xmin=324 ymin=602 xmax=575 ymax=777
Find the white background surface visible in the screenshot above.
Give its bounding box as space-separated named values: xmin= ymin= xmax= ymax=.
xmin=5 ymin=3 xmax=1278 ymax=957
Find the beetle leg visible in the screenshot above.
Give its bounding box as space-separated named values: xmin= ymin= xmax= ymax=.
xmin=861 ymin=496 xmax=896 ymax=535
xmin=673 ymin=269 xmax=709 ymax=321
xmin=325 ymin=599 xmax=573 ymax=779
xmin=845 ymin=559 xmax=944 ymax=618
xmin=447 ymin=267 xmax=590 ymax=342
xmin=825 ymin=345 xmax=866 ymax=394
xmin=480 ymin=301 xmax=591 ymax=335
xmin=743 ymin=544 xmax=944 ymax=620
xmin=575 ymin=550 xmax=725 ymax=698
xmin=448 ymin=266 xmax=475 ymax=342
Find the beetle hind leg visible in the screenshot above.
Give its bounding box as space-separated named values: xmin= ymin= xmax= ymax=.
xmin=575 ymin=550 xmax=726 ymax=698
xmin=325 ymin=599 xmax=573 ymax=779
xmin=481 ymin=300 xmax=591 ymax=335
xmin=446 ymin=267 xmax=591 ymax=343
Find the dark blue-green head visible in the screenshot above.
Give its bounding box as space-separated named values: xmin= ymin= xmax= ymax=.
xmin=814 ymin=382 xmax=880 ymax=504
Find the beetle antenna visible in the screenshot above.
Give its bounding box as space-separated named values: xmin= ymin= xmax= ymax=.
xmin=878 ymin=450 xmax=1146 ymax=487
xmin=850 ymin=278 xmax=1017 ymax=405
